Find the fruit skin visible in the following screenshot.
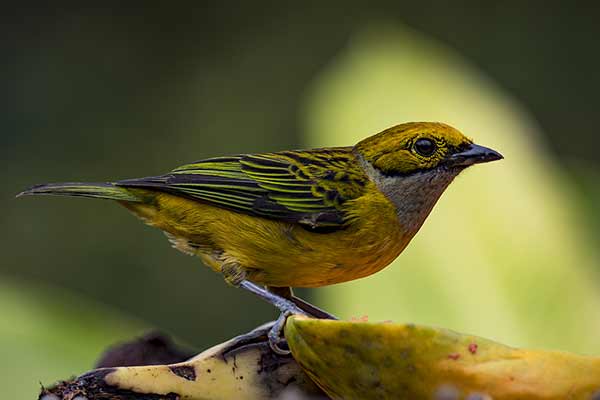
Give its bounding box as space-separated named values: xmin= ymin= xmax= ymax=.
xmin=39 ymin=318 xmax=600 ymax=399
xmin=39 ymin=324 xmax=327 ymax=400
xmin=284 ymin=316 xmax=600 ymax=400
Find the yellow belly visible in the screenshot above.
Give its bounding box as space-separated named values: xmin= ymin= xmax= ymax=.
xmin=121 ymin=185 xmax=408 ymax=288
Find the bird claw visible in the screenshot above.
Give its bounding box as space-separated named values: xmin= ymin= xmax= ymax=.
xmin=235 ymin=280 xmax=316 ymax=354
xmin=268 ymin=308 xmax=307 ymax=355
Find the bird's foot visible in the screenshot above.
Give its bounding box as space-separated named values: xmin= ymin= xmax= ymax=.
xmin=268 ymin=311 xmax=296 ymax=355
xmin=261 ymin=295 xmax=310 ymax=355
xmin=267 ymin=300 xmax=317 ymax=355
xmin=238 ymin=280 xmax=311 ymax=355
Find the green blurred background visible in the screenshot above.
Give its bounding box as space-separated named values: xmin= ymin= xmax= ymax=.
xmin=3 ymin=3 xmax=600 ymax=398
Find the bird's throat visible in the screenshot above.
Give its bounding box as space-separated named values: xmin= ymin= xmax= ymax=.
xmin=358 ymin=155 xmax=459 ymax=234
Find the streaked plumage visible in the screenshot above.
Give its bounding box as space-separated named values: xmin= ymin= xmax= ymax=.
xmin=19 ymin=122 xmax=502 ymax=289
xmin=119 ymin=148 xmax=367 ymax=231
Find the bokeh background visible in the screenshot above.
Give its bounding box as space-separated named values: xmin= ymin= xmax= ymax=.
xmin=3 ymin=3 xmax=600 ymax=398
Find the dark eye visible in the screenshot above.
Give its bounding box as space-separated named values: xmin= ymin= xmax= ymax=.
xmin=414 ymin=138 xmax=436 ymax=156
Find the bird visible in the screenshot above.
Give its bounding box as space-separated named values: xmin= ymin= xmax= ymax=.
xmin=18 ymin=122 xmax=502 ymax=353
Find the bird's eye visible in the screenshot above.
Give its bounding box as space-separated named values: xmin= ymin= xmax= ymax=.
xmin=414 ymin=138 xmax=436 ymax=156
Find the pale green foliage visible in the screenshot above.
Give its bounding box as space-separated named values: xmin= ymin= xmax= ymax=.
xmin=0 ymin=277 xmax=143 ymax=399
xmin=305 ymin=24 xmax=600 ymax=354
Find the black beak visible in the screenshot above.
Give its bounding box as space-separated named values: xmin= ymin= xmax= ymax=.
xmin=447 ymin=143 xmax=503 ymax=167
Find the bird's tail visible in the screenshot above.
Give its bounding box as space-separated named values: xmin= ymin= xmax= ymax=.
xmin=16 ymin=182 xmax=141 ymax=202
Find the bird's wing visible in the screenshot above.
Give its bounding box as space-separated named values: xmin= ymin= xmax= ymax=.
xmin=116 ymin=147 xmax=368 ymax=231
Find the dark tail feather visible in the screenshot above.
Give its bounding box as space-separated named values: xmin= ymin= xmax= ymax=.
xmin=16 ymin=182 xmax=141 ymax=202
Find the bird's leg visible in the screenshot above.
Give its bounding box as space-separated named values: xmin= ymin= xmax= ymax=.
xmin=222 ymin=263 xmax=306 ymax=317
xmin=267 ymin=286 xmax=338 ymax=320
xmin=238 ymin=280 xmax=307 ymax=355
xmin=222 ymin=263 xmax=330 ymax=354
xmin=238 ymin=280 xmax=307 ymax=317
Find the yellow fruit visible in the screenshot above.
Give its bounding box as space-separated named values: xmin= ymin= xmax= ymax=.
xmin=285 ymin=316 xmax=600 ymax=399
xmin=40 ymin=324 xmax=325 ymax=399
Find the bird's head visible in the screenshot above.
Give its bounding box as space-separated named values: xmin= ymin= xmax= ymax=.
xmin=354 ymin=122 xmax=502 ymax=176
xmin=354 ymin=122 xmax=503 ymax=231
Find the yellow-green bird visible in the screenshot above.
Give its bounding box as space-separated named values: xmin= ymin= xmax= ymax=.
xmin=19 ymin=122 xmax=502 ymax=352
